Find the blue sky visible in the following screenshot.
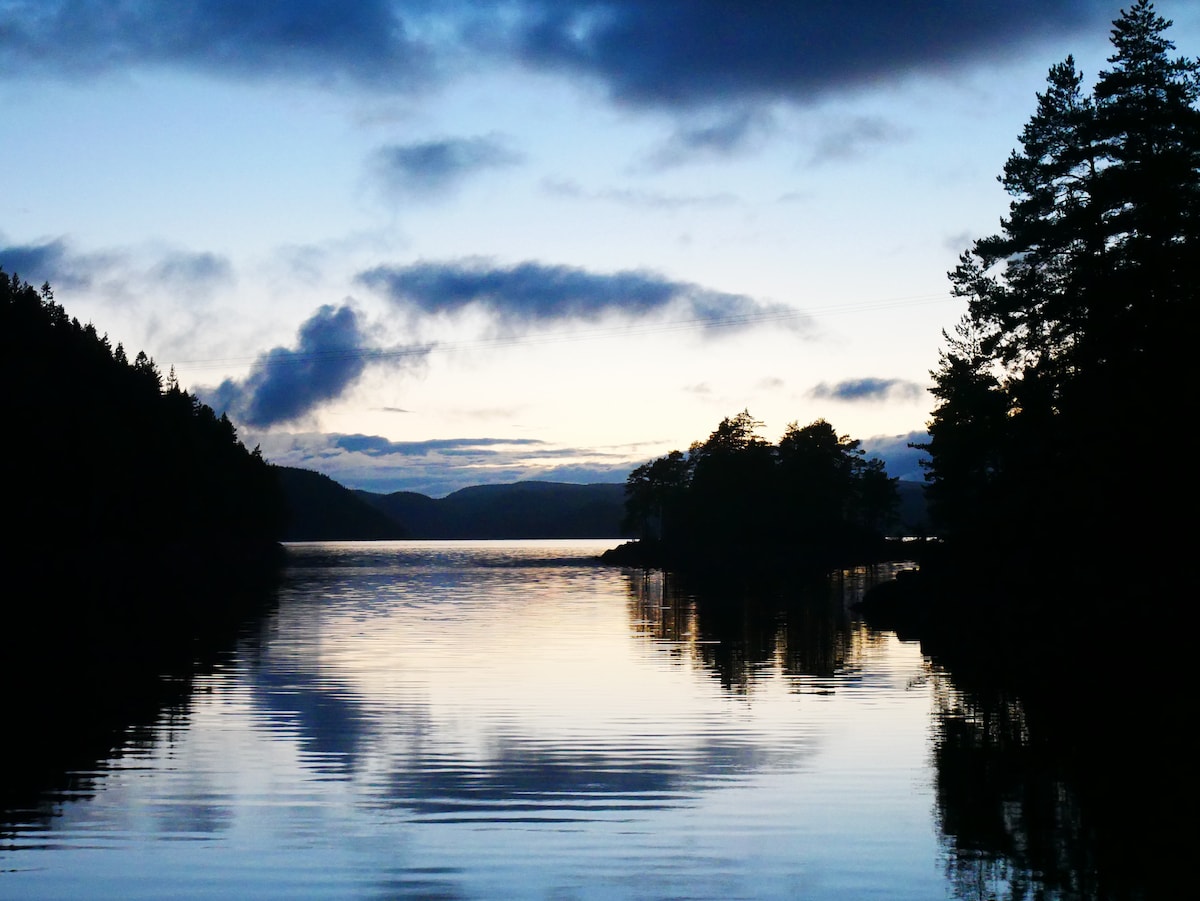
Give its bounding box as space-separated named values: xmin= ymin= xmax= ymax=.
xmin=4 ymin=1 xmax=1196 ymax=495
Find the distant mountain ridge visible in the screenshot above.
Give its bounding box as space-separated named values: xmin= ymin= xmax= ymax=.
xmin=276 ymin=465 xmax=930 ymax=541
xmin=275 ymin=467 xmax=628 ymax=540
xmin=275 ymin=467 xmax=410 ymax=540
xmin=357 ymin=480 xmax=630 ymax=539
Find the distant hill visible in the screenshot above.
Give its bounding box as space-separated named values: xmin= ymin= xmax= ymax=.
xmin=275 ymin=467 xmax=408 ymax=540
xmin=359 ymin=481 xmax=629 ymax=539
xmin=276 ymin=467 xmax=628 ymax=540
xmin=277 ymin=468 xmax=928 ymax=542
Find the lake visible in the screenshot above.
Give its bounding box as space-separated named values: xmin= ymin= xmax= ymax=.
xmin=0 ymin=540 xmax=1150 ymax=899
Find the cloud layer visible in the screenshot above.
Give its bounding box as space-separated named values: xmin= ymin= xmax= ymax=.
xmin=359 ymin=259 xmax=806 ymax=334
xmin=0 ymin=0 xmax=436 ymax=87
xmin=254 ymin=431 xmax=634 ymax=496
xmin=2 ymin=1 xmax=1104 ymax=108
xmin=503 ymin=1 xmax=1101 ymax=107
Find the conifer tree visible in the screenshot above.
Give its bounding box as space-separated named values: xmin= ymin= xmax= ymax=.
xmin=925 ymin=1 xmax=1199 ymax=569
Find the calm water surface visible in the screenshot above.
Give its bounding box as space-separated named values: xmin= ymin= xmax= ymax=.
xmin=2 ymin=541 xmax=1043 ymax=899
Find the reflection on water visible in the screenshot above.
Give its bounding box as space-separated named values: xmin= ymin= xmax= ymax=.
xmin=0 ymin=541 xmax=1162 ymax=899
xmin=930 ymin=671 xmax=1182 ymax=901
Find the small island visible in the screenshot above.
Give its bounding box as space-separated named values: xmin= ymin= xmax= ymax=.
xmin=602 ymin=411 xmax=904 ymax=573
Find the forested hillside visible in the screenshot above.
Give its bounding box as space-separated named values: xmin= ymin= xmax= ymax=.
xmin=276 ymin=467 xmax=408 ymax=540
xmin=276 ymin=469 xmax=629 ymax=539
xmin=2 ymin=271 xmax=285 ymax=564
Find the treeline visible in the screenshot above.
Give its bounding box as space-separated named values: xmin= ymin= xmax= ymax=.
xmin=2 ymin=271 xmax=285 ymax=806
xmin=856 ymin=10 xmax=1198 ymax=887
xmin=919 ymin=0 xmax=1197 ymax=596
xmin=611 ymin=411 xmax=898 ymax=571
xmin=2 ymin=271 xmax=285 ymax=564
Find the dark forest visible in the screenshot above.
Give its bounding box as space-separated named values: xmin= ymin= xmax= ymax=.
xmin=2 ymin=272 xmax=285 ymax=571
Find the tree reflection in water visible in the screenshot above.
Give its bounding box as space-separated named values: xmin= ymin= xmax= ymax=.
xmin=624 ymin=565 xmax=1181 ymax=901
xmin=932 ymin=668 xmax=1185 ymax=901
xmin=622 ymin=565 xmax=908 ymax=691
xmin=933 ymin=684 xmax=1085 ymax=901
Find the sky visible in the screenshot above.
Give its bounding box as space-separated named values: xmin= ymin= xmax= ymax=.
xmin=4 ymin=1 xmax=1197 ymax=496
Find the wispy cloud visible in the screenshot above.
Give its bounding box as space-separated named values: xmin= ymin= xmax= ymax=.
xmin=148 ymin=250 xmax=235 ymax=297
xmin=254 ymin=431 xmax=634 ymax=496
xmin=807 ymin=116 xmax=909 ymax=166
xmin=332 ymin=434 xmax=546 ymax=458
xmin=358 ymin=259 xmax=809 ymax=335
xmin=645 ymin=109 xmax=774 ymax=168
xmin=809 ymin=377 xmax=925 ymax=402
xmin=541 ymin=179 xmax=737 ymax=210
xmin=0 ymin=237 xmax=234 ymax=303
xmin=0 ymin=237 xmax=116 ymax=289
xmin=370 ymin=135 xmax=522 ymax=199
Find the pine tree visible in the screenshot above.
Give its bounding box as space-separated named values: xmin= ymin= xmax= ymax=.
xmin=925 ymin=1 xmax=1199 ymax=572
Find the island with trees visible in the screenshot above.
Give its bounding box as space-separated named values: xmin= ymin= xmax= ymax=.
xmin=604 ymin=411 xmax=901 ymax=572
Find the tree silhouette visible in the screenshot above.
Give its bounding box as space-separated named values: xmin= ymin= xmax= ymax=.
xmin=618 ymin=412 xmax=898 ymax=571
xmin=924 ymin=1 xmax=1198 ymax=579
xmin=2 ymin=269 xmax=286 ymax=571
xmin=621 ymin=450 xmax=690 ymax=541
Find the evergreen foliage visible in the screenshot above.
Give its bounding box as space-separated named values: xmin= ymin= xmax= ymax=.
xmin=620 ymin=411 xmax=899 ymax=571
xmin=2 ymin=270 xmax=286 ymax=561
xmin=922 ymin=1 xmax=1197 ymax=581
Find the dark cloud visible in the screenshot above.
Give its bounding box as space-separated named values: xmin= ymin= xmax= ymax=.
xmin=809 ymin=377 xmax=925 ymax=403
xmin=204 ymin=303 xmax=430 ymax=428
xmin=358 ymin=259 xmax=807 ymax=334
xmin=2 ymin=2 xmax=1104 ymax=108
xmin=0 ymin=0 xmax=437 ymax=87
xmin=500 ymin=1 xmax=1105 ymax=108
xmin=371 ymin=135 xmax=522 ymax=198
